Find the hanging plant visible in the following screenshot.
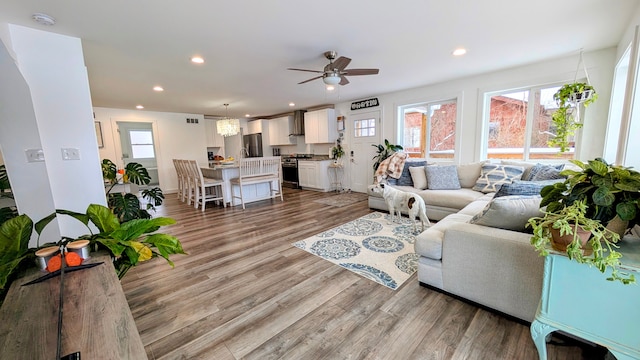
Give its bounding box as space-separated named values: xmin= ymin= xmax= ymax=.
xmin=548 ymin=82 xmax=598 ymax=153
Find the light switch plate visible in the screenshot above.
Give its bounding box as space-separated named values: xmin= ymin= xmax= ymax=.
xmin=25 ymin=149 xmax=45 ymax=162
xmin=61 ymin=148 xmax=80 ymax=160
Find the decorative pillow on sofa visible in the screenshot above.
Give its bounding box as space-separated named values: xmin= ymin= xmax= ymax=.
xmin=526 ymin=163 xmax=565 ymax=181
xmin=457 ymin=161 xmax=486 ymax=188
xmin=409 ymin=166 xmax=428 ymax=189
xmin=494 ymin=179 xmax=564 ymax=198
xmin=469 ymin=195 xmax=543 ymax=232
xmin=388 ymin=160 xmax=427 ymax=186
xmin=425 ymin=165 xmax=461 ymax=190
xmin=472 ymin=164 xmax=524 ymax=193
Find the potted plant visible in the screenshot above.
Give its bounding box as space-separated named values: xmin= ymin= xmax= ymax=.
xmin=372 ymin=139 xmax=403 ymax=171
xmin=528 ymin=200 xmax=635 ymax=284
xmin=102 ymin=159 xmax=165 ymax=222
xmin=0 ymin=215 xmax=34 ymax=304
xmin=35 ymin=204 xmax=185 ymax=279
xmin=539 ymin=158 xmax=640 ymax=235
xmin=548 ymin=82 xmax=597 ymax=153
xmin=331 ymin=144 xmax=344 ymax=164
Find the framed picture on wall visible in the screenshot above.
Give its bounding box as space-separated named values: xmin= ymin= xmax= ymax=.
xmin=95 ymin=121 xmax=104 ymax=148
xmin=337 ymin=116 xmax=345 ymax=131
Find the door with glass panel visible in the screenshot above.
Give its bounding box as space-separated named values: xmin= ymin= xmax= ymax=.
xmin=117 ymin=122 xmax=159 ymax=186
xmin=351 ymin=111 xmax=380 ymax=192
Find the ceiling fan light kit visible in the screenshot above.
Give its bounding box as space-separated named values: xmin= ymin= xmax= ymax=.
xmin=288 ymin=50 xmax=379 ymax=86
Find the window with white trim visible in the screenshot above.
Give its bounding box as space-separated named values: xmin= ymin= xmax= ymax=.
xmin=483 ymin=84 xmax=577 ymax=160
xmin=130 ymin=130 xmax=155 ymax=158
xmin=354 ymin=118 xmax=376 ymax=137
xmin=400 ymin=99 xmax=457 ymax=159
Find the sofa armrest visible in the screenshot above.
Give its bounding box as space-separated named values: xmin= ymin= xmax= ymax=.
xmin=440 ymin=222 xmax=544 ymax=322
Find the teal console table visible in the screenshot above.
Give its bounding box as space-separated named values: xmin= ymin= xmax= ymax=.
xmin=530 ymin=236 xmax=640 ymax=360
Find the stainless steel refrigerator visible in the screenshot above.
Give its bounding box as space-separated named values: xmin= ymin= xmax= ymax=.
xmin=242 ymin=133 xmax=263 ymax=157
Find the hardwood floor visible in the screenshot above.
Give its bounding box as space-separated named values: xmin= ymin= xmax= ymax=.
xmin=121 ymin=188 xmax=605 ymax=360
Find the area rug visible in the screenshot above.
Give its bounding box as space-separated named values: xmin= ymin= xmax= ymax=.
xmin=312 ymin=192 xmax=368 ymax=207
xmin=292 ymin=212 xmax=424 ymax=290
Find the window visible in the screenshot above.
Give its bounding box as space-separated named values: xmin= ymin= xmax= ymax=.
xmin=354 ymin=118 xmax=376 ymax=137
xmin=400 ymin=99 xmax=457 ymax=159
xmin=130 ymin=130 xmax=155 ymax=158
xmin=484 ymin=84 xmax=576 ymax=160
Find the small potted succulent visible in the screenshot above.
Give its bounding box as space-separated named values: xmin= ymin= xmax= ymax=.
xmin=528 ymin=199 xmax=635 ymax=284
xmin=548 ymin=82 xmax=597 ymax=153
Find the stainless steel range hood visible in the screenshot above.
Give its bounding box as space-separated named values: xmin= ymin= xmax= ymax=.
xmin=290 ymin=110 xmax=306 ymax=136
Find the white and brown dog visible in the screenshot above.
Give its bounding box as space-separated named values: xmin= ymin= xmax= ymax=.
xmin=372 ymin=183 xmax=431 ymax=233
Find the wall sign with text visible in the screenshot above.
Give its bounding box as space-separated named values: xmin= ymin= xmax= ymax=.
xmin=351 ymin=98 xmax=379 ymax=110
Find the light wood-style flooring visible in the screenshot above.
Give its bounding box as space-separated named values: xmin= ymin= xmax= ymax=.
xmin=121 ymin=188 xmax=606 ymax=360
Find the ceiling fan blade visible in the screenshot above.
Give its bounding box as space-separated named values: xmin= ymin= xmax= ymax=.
xmin=298 ymin=75 xmax=324 ymax=84
xmin=287 ymin=68 xmax=324 ymax=74
xmin=339 ymin=76 xmax=350 ymax=86
xmin=332 ymin=56 xmax=352 ymax=71
xmin=343 ymin=68 xmax=379 ymax=76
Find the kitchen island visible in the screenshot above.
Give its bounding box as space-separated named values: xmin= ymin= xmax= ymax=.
xmin=202 ymin=164 xmax=279 ymax=207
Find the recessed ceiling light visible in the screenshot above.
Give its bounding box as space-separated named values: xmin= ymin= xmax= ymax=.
xmin=245 ymin=114 xmax=251 ymax=117
xmin=452 ymin=48 xmax=467 ymax=56
xmin=32 ymin=13 xmax=56 ymax=26
xmin=153 ymin=86 xmax=164 ymax=92
xmin=289 ymin=102 xmax=295 ymax=107
xmin=191 ymin=56 xmax=204 ymax=64
xmin=136 ymin=105 xmax=144 ymax=109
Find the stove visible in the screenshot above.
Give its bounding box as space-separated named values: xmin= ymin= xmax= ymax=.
xmin=281 ymin=154 xmax=313 ymax=188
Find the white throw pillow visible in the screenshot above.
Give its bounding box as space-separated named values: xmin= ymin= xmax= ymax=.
xmin=469 ymin=195 xmax=543 ymax=232
xmin=409 ymin=166 xmax=428 ymax=189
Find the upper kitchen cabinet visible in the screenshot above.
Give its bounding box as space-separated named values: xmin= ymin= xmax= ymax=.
xmin=205 ymin=119 xmax=224 ymax=147
xmin=304 ymin=108 xmax=337 ymax=144
xmin=268 ymin=116 xmax=297 ymax=145
xmin=247 ymin=119 xmax=264 ymax=135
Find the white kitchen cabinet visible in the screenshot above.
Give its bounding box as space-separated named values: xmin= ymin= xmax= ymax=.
xmin=268 ymin=116 xmax=297 ymax=145
xmin=298 ymin=160 xmax=333 ymax=192
xmin=205 ymin=119 xmax=224 ymax=147
xmin=304 ymin=108 xmax=337 ymax=144
xmin=247 ymin=119 xmax=264 ymax=134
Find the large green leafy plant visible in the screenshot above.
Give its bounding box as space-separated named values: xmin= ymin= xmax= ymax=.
xmin=540 ymin=158 xmax=640 ymax=229
xmin=36 ymin=204 xmax=185 ymax=279
xmin=372 ymin=139 xmax=403 ymax=171
xmin=0 ymin=215 xmax=34 ymax=303
xmin=102 ymin=159 xmax=165 ymax=222
xmin=528 ymin=200 xmax=634 ymax=284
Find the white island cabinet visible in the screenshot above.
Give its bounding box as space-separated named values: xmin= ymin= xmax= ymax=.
xmin=304 ymin=109 xmax=337 ymax=144
xmin=202 ymin=166 xmax=273 ymax=207
xmin=298 ymin=160 xmax=333 ymax=192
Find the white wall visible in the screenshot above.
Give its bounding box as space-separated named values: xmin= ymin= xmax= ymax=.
xmin=94 ymin=107 xmax=208 ymax=193
xmin=0 ymin=24 xmax=105 ymax=245
xmin=335 ymin=48 xmax=615 ymax=164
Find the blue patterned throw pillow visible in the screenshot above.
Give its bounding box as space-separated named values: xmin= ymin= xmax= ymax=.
xmin=526 ymin=163 xmax=565 ymax=181
xmin=494 ymin=179 xmax=564 ymax=198
xmin=425 ymin=165 xmax=461 ymax=190
xmin=472 ymin=164 xmax=524 ymax=193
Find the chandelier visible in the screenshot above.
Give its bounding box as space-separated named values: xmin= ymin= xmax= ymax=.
xmin=216 ymin=103 xmax=240 ymax=137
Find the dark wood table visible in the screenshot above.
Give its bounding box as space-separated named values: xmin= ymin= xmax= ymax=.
xmin=0 ymin=252 xmax=147 ymax=359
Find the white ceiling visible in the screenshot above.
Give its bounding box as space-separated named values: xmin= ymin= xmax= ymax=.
xmin=1 ymin=0 xmax=638 ymax=119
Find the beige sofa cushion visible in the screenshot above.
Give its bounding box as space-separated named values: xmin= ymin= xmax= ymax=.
xmin=457 ymin=161 xmax=485 ymax=188
xmin=409 ymin=166 xmax=428 ymax=189
xmin=422 ymin=188 xmax=486 ymax=209
xmin=469 ymin=195 xmax=543 ymax=232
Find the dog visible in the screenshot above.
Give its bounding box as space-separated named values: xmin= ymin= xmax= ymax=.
xmin=372 ymin=183 xmax=431 ymax=233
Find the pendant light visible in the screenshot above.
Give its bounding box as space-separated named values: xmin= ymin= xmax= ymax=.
xmin=216 ymin=104 xmax=240 ymax=137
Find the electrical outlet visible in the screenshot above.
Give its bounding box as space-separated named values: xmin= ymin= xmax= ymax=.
xmin=25 ymin=149 xmax=45 ymax=162
xmin=61 ymin=148 xmax=80 ymax=160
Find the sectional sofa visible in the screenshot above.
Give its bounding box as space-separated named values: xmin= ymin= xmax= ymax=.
xmin=368 ymin=159 xmax=567 ymax=322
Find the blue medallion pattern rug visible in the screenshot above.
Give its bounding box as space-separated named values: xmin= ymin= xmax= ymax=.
xmin=292 ymin=212 xmax=424 ymax=290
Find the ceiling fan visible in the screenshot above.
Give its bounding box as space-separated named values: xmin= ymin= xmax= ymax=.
xmin=288 ymin=51 xmax=379 ymax=86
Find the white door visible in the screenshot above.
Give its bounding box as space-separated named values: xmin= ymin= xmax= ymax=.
xmin=349 ymin=111 xmax=381 ymax=193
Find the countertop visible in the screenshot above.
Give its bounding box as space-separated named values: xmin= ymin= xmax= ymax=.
xmin=295 ymin=155 xmax=332 ymax=161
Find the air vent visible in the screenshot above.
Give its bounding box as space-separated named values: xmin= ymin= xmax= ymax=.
xmin=186 ymin=118 xmax=199 ymax=124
